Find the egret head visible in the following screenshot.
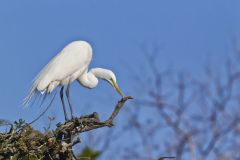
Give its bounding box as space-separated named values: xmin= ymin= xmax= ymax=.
xmin=91 ymin=68 xmax=124 ymax=97
xmin=106 ymin=72 xmax=124 ymax=98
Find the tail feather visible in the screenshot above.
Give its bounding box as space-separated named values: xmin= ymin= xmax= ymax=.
xmin=23 ymin=87 xmax=36 ymax=107
xmin=23 ymin=78 xmax=44 ymax=107
xmin=24 ymin=51 xmax=60 ymax=107
xmin=23 ymin=65 xmax=47 ymax=107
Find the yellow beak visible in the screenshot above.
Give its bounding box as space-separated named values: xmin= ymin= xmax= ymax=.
xmin=113 ymin=82 xmax=124 ymax=97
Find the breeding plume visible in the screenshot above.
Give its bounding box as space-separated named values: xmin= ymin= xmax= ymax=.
xmin=25 ymin=41 xmax=123 ymax=120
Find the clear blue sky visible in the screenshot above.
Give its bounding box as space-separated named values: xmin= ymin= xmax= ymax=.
xmin=0 ymin=0 xmax=240 ymax=128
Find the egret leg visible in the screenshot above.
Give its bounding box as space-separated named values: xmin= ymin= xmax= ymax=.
xmin=66 ymin=84 xmax=75 ymax=119
xmin=60 ymin=86 xmax=69 ymax=121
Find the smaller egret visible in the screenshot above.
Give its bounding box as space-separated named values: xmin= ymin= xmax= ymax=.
xmin=25 ymin=41 xmax=123 ymax=121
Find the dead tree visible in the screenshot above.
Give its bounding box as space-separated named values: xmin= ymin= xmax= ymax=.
xmin=115 ymin=46 xmax=240 ymax=160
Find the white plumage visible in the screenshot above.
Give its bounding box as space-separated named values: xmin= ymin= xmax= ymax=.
xmin=25 ymin=40 xmax=123 ymax=120
xmin=25 ymin=41 xmax=92 ymax=102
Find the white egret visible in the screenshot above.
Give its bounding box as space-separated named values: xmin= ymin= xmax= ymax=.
xmin=25 ymin=41 xmax=123 ymax=121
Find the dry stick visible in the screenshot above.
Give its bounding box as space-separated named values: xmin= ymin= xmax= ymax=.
xmin=80 ymin=96 xmax=134 ymax=131
xmin=105 ymin=96 xmax=134 ymax=125
xmin=56 ymin=96 xmax=133 ymax=138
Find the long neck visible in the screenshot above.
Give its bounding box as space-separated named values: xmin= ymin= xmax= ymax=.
xmin=77 ymin=68 xmax=113 ymax=89
xmin=90 ymin=68 xmax=112 ymax=79
xmin=77 ymin=69 xmax=98 ymax=89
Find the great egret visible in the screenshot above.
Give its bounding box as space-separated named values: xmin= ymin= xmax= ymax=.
xmin=25 ymin=41 xmax=123 ymax=121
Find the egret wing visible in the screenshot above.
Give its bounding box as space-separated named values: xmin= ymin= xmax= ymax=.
xmin=24 ymin=41 xmax=92 ymax=105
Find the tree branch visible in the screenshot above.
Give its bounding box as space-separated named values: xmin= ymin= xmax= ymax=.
xmin=0 ymin=96 xmax=133 ymax=160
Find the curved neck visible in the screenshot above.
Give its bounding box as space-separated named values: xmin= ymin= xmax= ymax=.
xmin=90 ymin=68 xmax=112 ymax=79
xmin=77 ymin=70 xmax=98 ymax=89
xmin=77 ymin=68 xmax=113 ymax=89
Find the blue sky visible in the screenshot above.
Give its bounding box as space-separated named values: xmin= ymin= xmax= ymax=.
xmin=0 ymin=0 xmax=240 ymax=129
